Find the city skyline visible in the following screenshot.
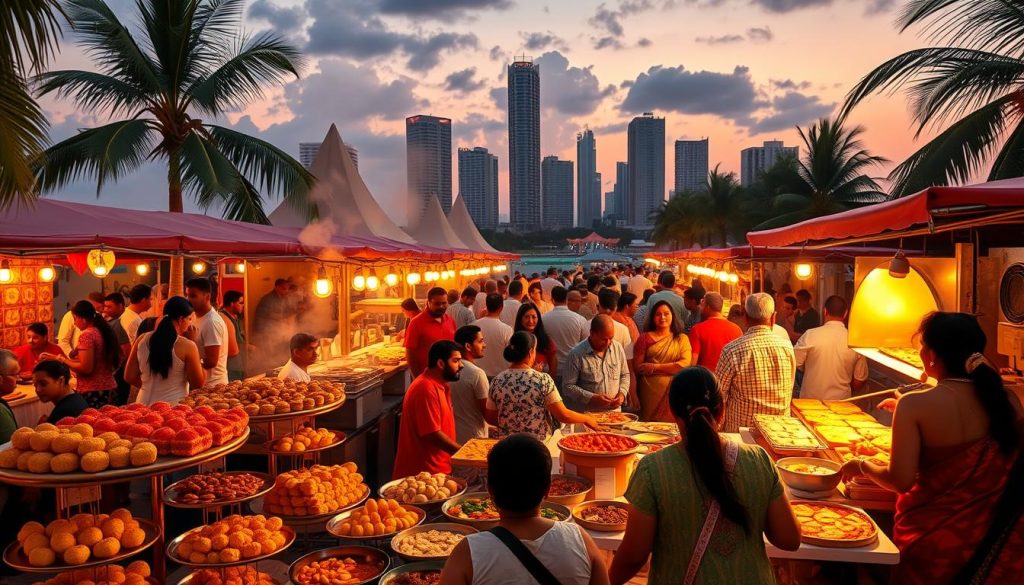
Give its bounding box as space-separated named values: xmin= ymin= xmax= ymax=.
xmin=457 ymin=146 xmax=500 ymax=230
xmin=627 ymin=113 xmax=666 ymax=228
xmin=542 ymin=155 xmax=574 ymax=230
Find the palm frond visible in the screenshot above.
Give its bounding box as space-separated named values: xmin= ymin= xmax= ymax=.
xmin=989 ymin=118 xmax=1024 ymax=180
xmin=0 ymin=0 xmax=64 ymax=75
xmin=35 ymin=70 xmax=151 ymax=117
xmin=62 ymin=0 xmax=162 ymax=95
xmin=187 ymin=33 xmax=304 ymax=115
xmin=900 ymin=0 xmax=1024 ymax=56
xmin=36 ymin=118 xmax=156 ymax=194
xmin=179 ymin=132 xmax=270 ymax=225
xmin=219 ymin=175 xmax=270 ymax=224
xmin=0 ymin=77 xmax=49 ymax=206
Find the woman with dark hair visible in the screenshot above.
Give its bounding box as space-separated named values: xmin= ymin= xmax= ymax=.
xmin=513 ymin=303 xmax=558 ymax=378
xmin=526 ymin=281 xmax=552 ymax=314
xmin=125 ymin=297 xmax=205 ymax=405
xmin=610 ymin=367 xmax=800 ymax=584
xmin=42 ymin=301 xmax=121 ymax=408
xmin=841 ymin=312 xmax=1024 ymax=584
xmin=33 ymin=360 xmax=87 ymax=424
xmin=485 ymin=331 xmax=598 ymax=440
xmin=633 ymin=300 xmax=692 ymax=421
xmin=394 ymin=298 xmax=421 ymax=342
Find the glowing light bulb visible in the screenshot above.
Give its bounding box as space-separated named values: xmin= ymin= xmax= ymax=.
xmin=353 ymin=274 xmax=366 ymax=291
xmin=366 ymin=275 xmax=379 ymax=290
xmin=135 ymin=263 xmax=149 ymax=276
xmin=191 ymin=261 xmax=207 ymax=275
xmin=38 ymin=266 xmax=56 ymax=282
xmin=314 ymin=267 xmax=333 ymax=298
xmin=385 ymin=273 xmax=398 ymax=287
xmin=0 ymin=261 xmax=11 ymax=284
xmin=235 ymin=262 xmax=245 ymax=274
xmin=407 ymin=272 xmax=421 ymax=286
xmin=795 ymin=263 xmax=813 ymax=280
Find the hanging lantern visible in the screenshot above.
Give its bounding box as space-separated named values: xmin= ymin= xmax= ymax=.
xmin=0 ymin=260 xmax=11 ymax=284
xmin=134 ymin=263 xmax=150 ymax=276
xmin=385 ymin=272 xmax=399 ymax=287
xmin=38 ymin=265 xmax=57 ymax=283
xmin=235 ymin=262 xmax=246 ymax=274
xmin=352 ymin=272 xmax=366 ymax=291
xmin=87 ymin=249 xmax=116 ymax=278
xmin=191 ymin=261 xmax=207 ymax=275
xmin=794 ymin=263 xmax=813 ymax=280
xmin=366 ymin=275 xmax=380 ymax=291
xmin=407 ymin=272 xmax=422 ymax=286
xmin=728 ymin=274 xmax=739 ymax=284
xmin=314 ymin=266 xmax=333 ymax=298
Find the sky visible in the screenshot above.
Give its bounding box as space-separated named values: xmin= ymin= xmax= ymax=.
xmin=38 ymin=0 xmax=941 ymax=226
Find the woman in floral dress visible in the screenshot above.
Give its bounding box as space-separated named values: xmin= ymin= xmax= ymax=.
xmin=485 ymin=331 xmax=599 ymax=440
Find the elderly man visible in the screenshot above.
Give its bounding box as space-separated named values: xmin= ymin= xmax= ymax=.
xmin=543 ymin=286 xmax=589 ymax=376
xmin=688 ymin=292 xmax=742 ymax=371
xmin=278 ymin=333 xmax=319 ymax=382
xmin=562 ymin=315 xmax=630 ymax=412
xmin=794 ymin=295 xmax=868 ymax=401
xmin=715 ymin=293 xmax=796 ymax=432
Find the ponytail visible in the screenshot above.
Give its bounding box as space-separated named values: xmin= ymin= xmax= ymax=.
xmin=668 ymin=367 xmax=750 ymax=535
xmin=149 ymin=297 xmax=195 ymax=379
xmin=967 ymin=360 xmax=1019 ymax=455
xmin=72 ymin=300 xmax=120 ymax=371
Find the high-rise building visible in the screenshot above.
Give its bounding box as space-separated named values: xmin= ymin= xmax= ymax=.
xmin=613 ymin=162 xmax=628 ymax=219
xmin=507 ymin=59 xmax=541 ymax=232
xmin=674 ymin=138 xmax=709 ymax=194
xmin=603 ymin=191 xmax=615 ymax=219
xmin=300 ymin=142 xmax=358 ymax=169
xmin=406 ymin=115 xmax=453 ymax=219
xmin=627 ymin=113 xmax=666 ymax=228
xmin=740 ymin=140 xmax=799 ymax=186
xmin=542 ymin=155 xmax=573 ymax=230
xmin=576 ymin=129 xmax=599 ymax=228
xmin=457 ymin=147 xmax=499 ymax=230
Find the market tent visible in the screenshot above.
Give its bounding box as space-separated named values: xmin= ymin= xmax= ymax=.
xmin=568 ymin=232 xmax=620 ymax=246
xmin=269 ymin=124 xmax=417 ymax=244
xmin=447 ymin=196 xmax=501 ymax=254
xmin=405 ymin=195 xmax=471 ymax=251
xmin=650 ymin=245 xmax=917 ymax=262
xmin=747 ymin=177 xmax=1024 ymax=248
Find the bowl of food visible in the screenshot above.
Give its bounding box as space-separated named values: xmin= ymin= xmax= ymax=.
xmin=379 ymin=472 xmax=467 ymax=511
xmin=288 ymin=545 xmax=390 ymax=585
xmin=572 ymin=500 xmax=630 ymax=532
xmin=442 ymin=493 xmax=569 ymax=529
xmin=585 ymin=411 xmax=639 ymax=428
xmin=776 ymin=457 xmax=842 ymax=493
xmin=546 ymin=474 xmax=593 ymax=506
xmin=378 ymin=560 xmax=445 ymax=585
xmin=390 ymin=523 xmax=478 ymax=562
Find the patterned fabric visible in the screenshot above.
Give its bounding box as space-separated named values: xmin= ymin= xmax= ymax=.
xmin=634 ymin=333 xmax=691 ymax=421
xmin=625 ymin=442 xmax=783 ymax=585
xmin=562 ymin=339 xmax=630 ymax=412
xmin=486 ymin=368 xmax=560 ymax=440
xmin=715 ymin=325 xmax=795 ymax=433
xmin=74 ymin=327 xmax=118 ymax=392
xmin=81 ymin=389 xmax=119 ymax=409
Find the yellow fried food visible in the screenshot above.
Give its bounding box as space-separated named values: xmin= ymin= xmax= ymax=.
xmin=49 ymin=452 xmax=80 ymax=473
xmin=27 ymin=452 xmax=55 ymax=473
xmin=80 ymin=451 xmax=110 ymax=473
xmin=62 ymin=544 xmax=91 ymax=565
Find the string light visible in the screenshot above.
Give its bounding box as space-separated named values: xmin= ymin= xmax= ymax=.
xmin=385 ymin=272 xmax=399 ymax=287
xmin=0 ymin=260 xmax=12 ymax=284
xmin=366 ymin=275 xmax=379 ymax=291
xmin=191 ymin=261 xmax=207 ymax=275
xmin=314 ymin=266 xmax=333 ymax=298
xmin=134 ymin=263 xmax=150 ymax=276
xmin=352 ymin=272 xmax=366 ymax=291
xmin=407 ymin=272 xmax=422 ymax=286
xmin=794 ymin=263 xmax=813 ymax=280
xmin=38 ymin=265 xmax=57 ymax=282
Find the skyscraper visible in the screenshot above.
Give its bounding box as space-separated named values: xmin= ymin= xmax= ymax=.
xmin=300 ymin=142 xmax=358 ymax=169
xmin=604 ymin=191 xmax=615 ymax=219
xmin=740 ymin=140 xmax=799 ymax=186
xmin=508 ymin=59 xmax=541 ymax=232
xmin=576 ymin=129 xmax=599 ymax=228
xmin=613 ymin=162 xmax=628 ymax=219
xmin=675 ymin=138 xmax=709 ymax=194
xmin=457 ymin=147 xmax=499 ymax=230
xmin=406 ymin=115 xmax=453 ymax=218
xmin=542 ymin=155 xmax=573 ymax=230
xmin=627 ymin=113 xmax=666 ymax=228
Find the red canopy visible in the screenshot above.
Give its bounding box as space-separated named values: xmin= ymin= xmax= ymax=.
xmin=746 ymin=177 xmax=1024 ymax=248
xmin=650 ymin=245 xmax=914 ymax=262
xmin=568 ymin=232 xmax=620 ymax=246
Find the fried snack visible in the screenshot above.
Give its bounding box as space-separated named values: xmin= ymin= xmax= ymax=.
xmin=17 ymin=511 xmax=147 ymax=567
xmin=333 ymin=498 xmax=420 ymax=536
xmin=181 ymin=377 xmax=346 ymax=416
xmin=263 ymin=462 xmax=367 ymax=516
xmin=270 ymin=426 xmax=340 ymax=452
xmin=383 ymin=472 xmax=462 ymax=504
xmin=171 ymin=515 xmax=289 ymax=563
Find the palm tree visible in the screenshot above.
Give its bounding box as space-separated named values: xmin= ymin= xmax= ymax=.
xmin=842 ymin=0 xmax=1024 ymax=196
xmin=0 ymin=0 xmax=64 ymax=206
xmin=35 ymin=0 xmax=315 ymax=293
xmin=651 ymin=166 xmax=751 ymax=248
xmin=755 ymin=118 xmax=888 ymax=230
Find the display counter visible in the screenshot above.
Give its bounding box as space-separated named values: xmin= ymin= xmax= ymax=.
xmin=856 ymin=347 xmax=936 ymax=387
xmin=5 ymin=383 xmax=53 ymax=427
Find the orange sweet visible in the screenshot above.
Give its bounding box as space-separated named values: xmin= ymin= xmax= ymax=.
xmin=51 ymin=433 xmax=83 ymax=454
xmin=29 ymin=430 xmax=58 ymax=451
xmin=69 ymin=423 xmax=94 ymax=439
xmin=92 ymin=536 xmax=121 ymax=558
xmin=22 ymin=532 xmax=50 ymax=554
xmin=34 ymin=422 xmax=58 ymax=432
xmin=126 ymin=560 xmax=151 ymax=577
xmin=28 ymin=546 xmax=56 ymax=567
xmin=96 ymin=431 xmax=120 ymax=446
xmin=110 ymin=508 xmax=133 ymax=524
xmin=76 ymin=526 xmax=104 ymax=548
xmin=120 ymin=526 xmax=146 ymax=548
xmin=10 ymin=427 xmax=33 ymax=449
xmin=70 ymin=513 xmax=96 ymax=530
xmin=49 ymin=531 xmax=76 ymax=554
xmin=17 ymin=521 xmax=45 ymax=544
xmin=45 ymin=519 xmax=75 ymax=537
xmin=129 ymin=443 xmax=157 ymax=466
xmin=101 ymin=518 xmax=125 ymax=540
xmin=50 ymin=452 xmax=80 ymax=473
xmin=27 ymin=452 xmax=55 ymax=473
xmin=107 ymin=446 xmax=131 ymax=468
xmin=80 ymin=451 xmax=110 ymax=473
xmin=77 ymin=437 xmax=106 ymax=456
xmin=62 ymin=544 xmax=91 ymax=565
xmin=0 ymin=448 xmax=21 ymax=468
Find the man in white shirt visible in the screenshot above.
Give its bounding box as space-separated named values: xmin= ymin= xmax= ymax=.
xmin=473 ymin=279 xmax=498 ymax=318
xmin=472 ymin=293 xmax=513 ymax=378
xmin=450 ymin=325 xmax=489 ymax=443
xmin=446 ymin=287 xmax=478 ymax=329
xmin=185 ymin=277 xmax=229 ymax=387
xmin=794 ymin=295 xmax=868 ymax=400
xmin=628 ymin=269 xmax=653 ymax=297
xmin=278 ymin=333 xmax=318 ymax=382
xmin=543 ymin=286 xmax=589 ymax=378
xmin=540 ymin=268 xmax=563 ymax=301
xmin=121 ymin=284 xmax=152 ymax=343
xmin=500 ymin=280 xmax=524 ymax=327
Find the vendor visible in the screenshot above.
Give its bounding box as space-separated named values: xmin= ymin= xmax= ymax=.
xmin=0 ymin=350 xmax=19 ymax=443
xmin=394 ymin=340 xmax=462 ymax=479
xmin=13 ymin=322 xmax=64 ymax=379
xmin=393 ymin=298 xmax=420 ymax=342
xmin=32 ymin=360 xmax=87 ymax=424
xmin=278 ymin=333 xmax=318 ymax=382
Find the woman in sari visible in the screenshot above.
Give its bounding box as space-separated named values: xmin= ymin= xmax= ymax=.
xmin=633 ymin=300 xmax=691 ymax=421
xmin=842 ymin=312 xmax=1023 ymax=584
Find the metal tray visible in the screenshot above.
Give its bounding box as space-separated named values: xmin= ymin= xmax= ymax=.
xmin=288 ymin=545 xmax=390 ymax=585
xmin=390 ymin=522 xmax=478 ymax=562
xmin=326 ymin=503 xmax=426 ymax=540
xmin=378 ymin=560 xmax=445 ymax=585
xmin=377 ymin=474 xmax=467 ymax=512
xmin=572 ymin=500 xmax=629 ymax=532
xmin=557 ymin=433 xmax=640 ymax=458
xmin=167 ymin=525 xmax=295 ymax=568
xmin=4 ymin=517 xmax=161 ymax=573
xmin=262 ymin=429 xmax=346 ymax=455
xmin=163 ymin=471 xmax=275 ymax=509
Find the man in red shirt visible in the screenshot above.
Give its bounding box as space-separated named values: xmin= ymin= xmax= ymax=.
xmin=688 ymin=292 xmax=742 ymax=371
xmin=13 ymin=322 xmax=64 ymax=378
xmin=393 ymin=340 xmax=463 ymax=479
xmin=404 ymin=287 xmax=456 ymax=376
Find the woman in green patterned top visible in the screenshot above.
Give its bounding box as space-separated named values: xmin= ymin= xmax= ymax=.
xmin=609 ymin=367 xmax=800 ymax=584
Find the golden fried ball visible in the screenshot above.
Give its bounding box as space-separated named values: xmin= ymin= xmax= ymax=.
xmin=17 ymin=521 xmax=45 ymax=544
xmin=62 ymin=544 xmax=91 ymax=566
xmin=96 ymin=431 xmax=119 ymax=446
xmin=76 ymin=526 xmax=103 ymax=548
xmin=77 ymin=437 xmax=106 ymax=456
xmin=49 ymin=531 xmax=76 ymax=555
xmin=125 ymin=560 xmax=151 ymax=577
xmin=100 ymin=517 xmax=125 ymax=540
xmin=34 ymin=422 xmax=57 ymax=433
xmin=80 ymin=451 xmax=110 ymax=473
xmin=10 ymin=428 xmax=34 ymax=449
xmin=50 ymin=432 xmax=83 ymax=454
xmin=27 ymin=546 xmax=55 ymax=567
xmin=129 ymin=443 xmax=157 ymax=467
xmin=69 ymin=423 xmax=94 ymax=439
xmin=16 ymin=450 xmax=33 ymax=471
xmin=27 ymin=452 xmax=55 ymax=474
xmin=120 ymin=526 xmax=146 ymax=548
xmin=0 ymin=448 xmax=22 ymax=469
xmin=45 ymin=519 xmax=75 ymax=537
xmin=49 ymin=452 xmax=80 ymax=474
xmin=92 ymin=537 xmax=120 ymax=559
xmin=28 ymin=431 xmax=59 ymax=452
xmin=21 ymin=533 xmax=50 ymax=555
xmin=107 ymin=446 xmax=131 ymax=469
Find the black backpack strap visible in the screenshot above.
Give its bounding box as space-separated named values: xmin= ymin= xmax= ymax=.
xmin=487 ymin=526 xmax=561 ymax=585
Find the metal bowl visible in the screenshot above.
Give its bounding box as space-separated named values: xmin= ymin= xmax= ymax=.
xmin=288 ymin=545 xmax=390 ymax=585
xmin=441 ymin=492 xmax=500 ymax=529
xmin=390 ymin=522 xmax=478 ymax=562
xmin=326 ymin=503 xmax=426 ymax=540
xmin=572 ymin=500 xmax=630 ymax=532
xmin=378 ymin=560 xmax=445 ymax=585
xmin=545 ymin=474 xmax=593 ymax=506
xmin=378 ymin=474 xmax=468 ymax=512
xmin=776 ymin=457 xmax=842 ymax=493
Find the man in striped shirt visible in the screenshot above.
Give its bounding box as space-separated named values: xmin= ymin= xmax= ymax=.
xmin=715 ymin=293 xmax=796 ymax=432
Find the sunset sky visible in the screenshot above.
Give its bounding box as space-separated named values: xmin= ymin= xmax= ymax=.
xmin=40 ymin=0 xmax=944 ymax=226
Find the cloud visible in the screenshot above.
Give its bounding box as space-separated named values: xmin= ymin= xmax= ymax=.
xmin=248 ymin=0 xmax=307 ymax=35
xmin=751 ymin=0 xmax=832 ymax=13
xmin=519 ymin=31 xmax=569 ymax=53
xmin=588 ymin=0 xmax=666 ymax=49
xmin=696 ymin=34 xmax=744 ymax=45
xmin=637 ymin=37 xmax=653 ymax=47
xmin=535 ymin=51 xmax=614 ymax=116
xmin=772 ymin=78 xmax=811 ymax=90
xmin=747 ymin=26 xmax=773 ymax=42
xmin=595 ymin=36 xmax=624 ymax=50
xmin=378 ymin=0 xmax=513 ymax=18
xmin=864 ymin=0 xmax=896 ymax=14
xmin=489 ymin=45 xmax=504 ymax=60
xmin=747 ymin=91 xmax=835 ymax=134
xmin=620 ymin=65 xmax=766 ymax=123
xmin=696 ymin=26 xmax=772 ymax=45
xmin=444 ymin=67 xmax=486 ymax=93
xmin=589 ymin=4 xmax=626 ymax=37
xmin=489 ymin=86 xmax=508 ymax=112
xmin=305 ymin=0 xmax=478 ymax=71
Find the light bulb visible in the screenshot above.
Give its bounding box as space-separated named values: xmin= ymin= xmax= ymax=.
xmin=407 ymin=272 xmax=421 ymax=286
xmin=795 ymin=263 xmax=813 ymax=280
xmin=366 ymin=275 xmax=379 ymax=290
xmin=134 ymin=263 xmax=149 ymax=276
xmin=38 ymin=266 xmax=56 ymax=282
xmin=385 ymin=273 xmax=398 ymax=287
xmin=0 ymin=261 xmax=11 ymax=284
xmin=191 ymin=261 xmax=206 ymax=274
xmin=235 ymin=262 xmax=245 ymax=274
xmin=353 ymin=274 xmax=366 ymax=291
xmin=729 ymin=274 xmax=739 ymax=284
xmin=314 ymin=267 xmax=333 ymax=298
xmin=93 ymin=265 xmax=108 ymax=277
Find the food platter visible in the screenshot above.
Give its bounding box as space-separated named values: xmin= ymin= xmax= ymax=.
xmin=288 ymin=545 xmax=391 ymax=585
xmin=442 ymin=493 xmax=569 ymax=530
xmin=166 ymin=525 xmax=296 ymax=568
xmin=176 ymin=569 xmax=281 ymax=585
xmin=377 ymin=474 xmax=467 ymax=511
xmin=585 ymin=411 xmax=638 ymax=428
xmin=557 ymin=432 xmax=640 ymax=458
xmin=247 ymin=395 xmax=347 ymax=423
xmin=163 ymin=471 xmax=275 ymax=509
xmin=390 ymin=523 xmax=478 ymax=562
xmin=3 ymin=518 xmax=161 ymax=573
xmin=622 ymin=421 xmax=679 ymax=436
xmin=326 ymin=503 xmax=427 ymax=540
xmin=261 ymin=429 xmax=347 ymax=455
xmin=792 ymin=501 xmax=879 ymax=548
xmin=546 ymin=474 xmax=593 ymax=506
xmin=572 ymin=500 xmax=630 ymax=532
xmin=754 ymin=414 xmax=828 ymax=453
xmin=449 ymin=438 xmax=497 ymax=468
xmin=378 ymin=560 xmax=445 ymax=585
xmin=0 ymin=428 xmax=249 ymax=487
xmin=250 ymin=486 xmax=370 ymax=526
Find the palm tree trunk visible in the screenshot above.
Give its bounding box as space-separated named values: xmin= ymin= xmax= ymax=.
xmin=168 ymin=152 xmax=184 ymax=297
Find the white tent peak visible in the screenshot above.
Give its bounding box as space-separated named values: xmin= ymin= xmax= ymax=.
xmin=406 ymin=194 xmax=469 ymax=250
xmin=269 ymin=123 xmax=415 ymax=244
xmin=448 ymin=195 xmax=499 ymax=253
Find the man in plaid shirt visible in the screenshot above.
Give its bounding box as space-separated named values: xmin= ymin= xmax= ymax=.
xmin=715 ymin=293 xmax=796 ymax=432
